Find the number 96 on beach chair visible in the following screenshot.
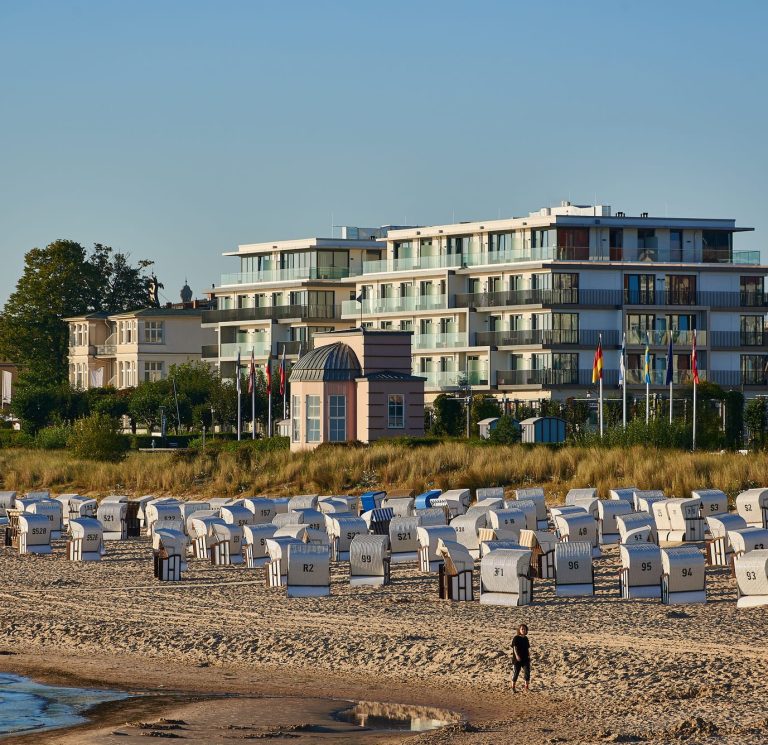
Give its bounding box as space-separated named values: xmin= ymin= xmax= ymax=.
xmin=554 ymin=542 xmax=594 ymax=597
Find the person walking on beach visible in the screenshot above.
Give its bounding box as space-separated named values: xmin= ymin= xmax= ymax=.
xmin=511 ymin=623 xmax=531 ymax=692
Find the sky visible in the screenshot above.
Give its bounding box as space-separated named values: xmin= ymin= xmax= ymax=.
xmin=1 ymin=0 xmax=767 ymax=307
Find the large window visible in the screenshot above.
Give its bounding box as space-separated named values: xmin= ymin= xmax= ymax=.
xmin=624 ymin=274 xmax=655 ymax=304
xmin=144 ymin=361 xmax=164 ymax=382
xmin=291 ymin=395 xmax=301 ymax=442
xmin=143 ymin=321 xmax=164 ymax=344
xmin=702 ymin=231 xmax=732 ymax=263
xmin=637 ymin=229 xmax=658 ymax=261
xmin=609 ymin=228 xmax=624 ymax=260
xmin=741 ymin=276 xmax=765 ymax=306
xmin=741 ymin=355 xmax=767 ymax=385
xmin=741 ymin=315 xmax=764 ymax=346
xmin=306 ymin=395 xmax=320 ymax=442
xmin=556 ymin=228 xmax=589 ymax=260
xmin=388 ymin=394 xmax=405 ymax=429
xmin=329 ymin=395 xmax=346 ymax=442
xmin=665 ymin=275 xmax=696 ymax=305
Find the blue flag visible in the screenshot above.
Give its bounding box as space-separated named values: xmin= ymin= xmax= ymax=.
xmin=665 ymin=333 xmax=674 ymax=386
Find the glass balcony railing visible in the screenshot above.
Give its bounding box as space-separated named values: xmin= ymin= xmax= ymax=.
xmin=456 ymin=288 xmax=622 ymax=309
xmin=475 ymin=329 xmax=619 ymax=347
xmin=496 ymin=369 xmax=620 ymax=386
xmin=623 ymin=369 xmax=707 ymax=386
xmin=341 ymin=294 xmax=448 ymax=316
xmin=219 ymin=342 xmax=272 ymax=358
xmin=624 ymin=290 xmax=768 ymax=307
xmin=625 ymin=329 xmax=705 ymax=346
xmin=412 ymin=332 xmax=468 ymax=349
xmin=202 ymin=304 xmax=339 ymax=324
xmin=220 ymin=266 xmax=358 ymax=285
xmin=362 ymin=255 xmax=463 ymax=273
xmin=418 ymin=369 xmax=489 ymax=389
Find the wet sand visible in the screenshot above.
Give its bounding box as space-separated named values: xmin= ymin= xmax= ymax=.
xmin=1 ymin=537 xmax=767 ymax=744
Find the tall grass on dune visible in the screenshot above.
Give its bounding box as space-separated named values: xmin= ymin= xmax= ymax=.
xmin=0 ymin=444 xmax=766 ymax=500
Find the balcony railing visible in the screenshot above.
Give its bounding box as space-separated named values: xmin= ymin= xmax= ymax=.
xmin=219 ymin=342 xmax=272 ymax=358
xmin=476 ymin=329 xmax=619 ymax=347
xmin=220 ymin=266 xmax=358 ymax=285
xmin=497 ymin=368 xmax=620 ymax=387
xmin=456 ymin=288 xmax=622 ymax=309
xmin=412 ymin=332 xmax=468 ymax=349
xmin=709 ymin=331 xmax=767 ymax=348
xmin=625 ymin=329 xmax=705 ymax=346
xmin=624 ymin=290 xmax=768 ymax=308
xmin=202 ymin=304 xmax=339 ymax=324
xmin=710 ymin=370 xmax=768 ymax=387
xmin=419 ymin=369 xmax=489 ymax=389
xmin=363 ymin=254 xmax=463 ymax=273
xmin=623 ymin=369 xmax=706 ymax=385
xmin=341 ymin=294 xmax=448 ymax=316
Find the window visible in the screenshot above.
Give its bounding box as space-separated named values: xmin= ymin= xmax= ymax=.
xmin=388 ymin=394 xmax=405 ymax=429
xmin=741 ymin=354 xmax=767 ymax=385
xmin=670 ymin=229 xmax=683 ymax=261
xmin=609 ymin=228 xmax=624 ymax=260
xmin=291 ymin=395 xmax=301 ymax=442
xmin=741 ymin=276 xmax=765 ymax=306
xmin=637 ymin=229 xmax=658 ymax=261
xmin=741 ymin=316 xmax=764 ymax=346
xmin=306 ymin=395 xmax=320 ymax=442
xmin=624 ymin=274 xmax=655 ymax=304
xmin=399 ymin=320 xmax=413 ymax=332
xmin=557 ymin=228 xmax=589 ymax=260
xmin=144 ymin=361 xmax=164 ymax=382
xmin=143 ymin=321 xmax=164 ymax=344
xmin=329 ymin=395 xmax=346 ymax=442
xmin=702 ymin=231 xmax=732 ymax=263
xmin=665 ymin=275 xmax=696 ymax=305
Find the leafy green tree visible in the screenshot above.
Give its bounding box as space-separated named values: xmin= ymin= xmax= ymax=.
xmin=724 ymin=390 xmax=745 ymax=450
xmin=488 ymin=415 xmax=521 ymax=444
xmin=0 ymin=241 xmax=153 ymax=384
xmin=431 ymin=394 xmax=464 ymax=437
xmin=128 ymin=382 xmax=165 ymax=431
xmin=10 ymin=385 xmax=61 ymax=433
xmin=470 ymin=394 xmax=501 ymax=436
xmin=744 ymin=398 xmax=767 ymax=448
xmin=68 ymin=413 xmax=127 ymax=462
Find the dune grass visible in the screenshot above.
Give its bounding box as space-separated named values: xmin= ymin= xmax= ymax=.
xmin=1 ymin=443 xmax=766 ymax=501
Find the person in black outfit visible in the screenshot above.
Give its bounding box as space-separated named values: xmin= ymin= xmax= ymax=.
xmin=511 ymin=623 xmax=530 ymax=692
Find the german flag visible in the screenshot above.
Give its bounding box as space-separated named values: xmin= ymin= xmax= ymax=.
xmin=592 ymin=336 xmax=603 ymax=383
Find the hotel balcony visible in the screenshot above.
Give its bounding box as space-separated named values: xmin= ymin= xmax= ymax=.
xmin=341 ymin=294 xmax=448 ymax=316
xmin=623 ymin=290 xmax=768 ymax=308
xmin=496 ymin=368 xmax=620 ymax=387
xmin=475 ymin=329 xmax=620 ymax=348
xmin=709 ymin=331 xmax=768 ymax=348
xmin=419 ymin=369 xmax=489 ymax=389
xmin=456 ymin=288 xmax=623 ymax=309
xmin=219 ymin=266 xmax=358 ymax=286
xmin=202 ymin=339 xmax=315 ymax=359
xmin=412 ymin=332 xmax=469 ymax=350
xmin=625 ymin=329 xmax=706 ymax=346
xmin=202 ymin=304 xmax=339 ymax=325
xmin=360 ymin=246 xmax=760 ymax=275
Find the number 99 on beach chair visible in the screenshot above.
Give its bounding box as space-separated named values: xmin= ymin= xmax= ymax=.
xmin=349 ymin=534 xmax=391 ymax=586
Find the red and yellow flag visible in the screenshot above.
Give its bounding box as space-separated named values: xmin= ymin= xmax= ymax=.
xmin=592 ymin=338 xmax=603 ymax=383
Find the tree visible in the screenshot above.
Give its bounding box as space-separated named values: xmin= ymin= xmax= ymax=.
xmin=744 ymin=398 xmax=767 ymax=448
xmin=128 ymin=382 xmax=166 ymax=431
xmin=0 ymin=240 xmax=153 ymax=384
xmin=0 ymin=240 xmax=96 ymax=384
xmin=68 ymin=413 xmax=127 ymax=462
xmin=723 ymin=390 xmax=745 ymax=450
xmin=431 ymin=394 xmax=464 ymax=437
xmin=87 ymin=245 xmax=154 ymax=313
xmin=470 ymin=394 xmax=501 ymax=437
xmin=488 ymin=415 xmax=521 ymax=444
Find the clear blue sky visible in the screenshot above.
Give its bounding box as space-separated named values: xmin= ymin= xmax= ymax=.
xmin=1 ymin=0 xmax=767 ymax=306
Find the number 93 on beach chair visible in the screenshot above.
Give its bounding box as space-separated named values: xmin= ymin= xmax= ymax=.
xmin=734 ymin=549 xmax=768 ymax=608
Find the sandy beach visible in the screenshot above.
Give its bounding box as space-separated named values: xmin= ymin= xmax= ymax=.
xmin=1 ymin=535 xmax=767 ymax=744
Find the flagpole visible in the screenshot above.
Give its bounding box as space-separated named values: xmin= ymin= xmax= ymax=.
xmin=598 ymin=333 xmax=604 ymax=438
xmin=251 ymin=348 xmax=256 ymax=440
xmin=621 ymin=332 xmax=627 ymax=429
xmin=644 ymin=332 xmax=650 ymax=425
xmin=669 ymin=379 xmax=673 ymax=424
xmin=236 ymin=352 xmax=241 ymax=441
xmin=692 ymin=378 xmax=697 ymax=451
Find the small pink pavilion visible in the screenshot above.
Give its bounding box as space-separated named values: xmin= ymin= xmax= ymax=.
xmin=288 ymin=328 xmax=425 ymax=451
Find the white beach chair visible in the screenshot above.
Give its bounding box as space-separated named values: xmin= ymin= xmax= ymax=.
xmin=17 ymin=513 xmax=52 ymax=555
xmin=661 ymin=546 xmax=706 ymax=604
xmin=243 ymin=497 xmax=277 ymax=524
xmin=566 ymin=488 xmax=599 ymax=518
xmin=632 ymin=490 xmax=665 ymax=514
xmin=242 ymin=523 xmax=278 ymax=568
xmin=691 ymin=489 xmax=729 ymax=519
xmin=514 ymin=488 xmax=547 ymax=529
xmin=554 ymin=512 xmax=601 ymax=557
xmin=436 ymin=539 xmax=474 ymax=601
xmin=288 ymin=494 xmax=319 ymax=511
xmin=518 ymin=529 xmax=557 ymax=579
xmin=479 ymin=538 xmax=523 ymax=558
xmin=286 ymin=543 xmax=331 ymax=598
xmin=617 ymin=512 xmax=658 ymax=545
xmin=329 ymin=516 xmax=368 ymax=561
xmin=210 ymin=522 xmax=244 ymax=565
xmin=221 ymin=504 xmax=254 ymax=528
xmin=97 ymin=500 xmax=127 ymax=540
xmin=554 ymin=541 xmax=594 ymax=597
xmin=705 ymin=514 xmax=747 ymax=566
xmin=619 ymin=543 xmax=662 ymax=599
xmin=188 ymin=515 xmax=226 ymax=559
xmin=729 ymin=527 xmax=768 ymax=562
xmin=152 ymin=528 xmax=187 ymax=581
xmin=449 ymin=511 xmax=487 ymax=559
xmin=414 ymin=507 xmax=448 ymax=527
xmin=477 ymin=487 xmax=505 ymax=501
xmin=265 ymin=536 xmax=302 ymax=587
xmin=417 ymin=525 xmax=457 ymax=572
xmin=654 ymin=498 xmax=705 ymax=544
xmin=381 ymin=496 xmax=414 ymax=517
xmin=735 ymin=489 xmax=768 ymax=528
xmin=734 ymin=549 xmax=768 ymax=608
xmin=479 ymin=548 xmax=533 ymax=606
xmin=431 ymin=489 xmax=471 ymax=518
xmin=361 ymin=507 xmax=394 ymax=536
xmin=349 ymin=534 xmax=391 ymax=586
xmin=389 ymin=516 xmax=421 ymax=563
xmin=67 ymin=517 xmax=103 ymax=561
xmin=27 ymin=499 xmax=64 ymax=539
xmin=487 ymin=508 xmax=527 ymax=542
xmin=598 ymin=499 xmax=633 ymax=544
xmin=609 ymin=487 xmax=639 ymax=503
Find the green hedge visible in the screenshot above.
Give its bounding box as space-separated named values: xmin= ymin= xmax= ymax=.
xmin=0 ymin=429 xmax=35 ymax=448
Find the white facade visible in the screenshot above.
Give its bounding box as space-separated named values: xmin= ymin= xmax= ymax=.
xmin=204 ymin=205 xmax=768 ymax=403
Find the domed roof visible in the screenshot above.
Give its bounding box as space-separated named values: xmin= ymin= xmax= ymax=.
xmin=289 ymin=342 xmax=361 ymax=383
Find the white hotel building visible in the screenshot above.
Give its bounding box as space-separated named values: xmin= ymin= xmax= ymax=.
xmin=203 ymin=203 xmax=768 ymax=404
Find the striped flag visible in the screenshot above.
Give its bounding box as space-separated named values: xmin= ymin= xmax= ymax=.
xmin=591 ymin=337 xmax=603 ymax=383
xmin=279 ymin=345 xmax=287 ymax=397
xmin=265 ymin=352 xmax=272 ymax=395
xmin=691 ymin=330 xmax=700 ymax=384
xmin=643 ymin=333 xmax=651 ymax=384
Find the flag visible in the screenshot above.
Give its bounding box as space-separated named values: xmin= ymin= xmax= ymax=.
xmin=665 ymin=333 xmax=674 ymax=386
xmin=1 ymin=371 xmax=11 ymax=405
xmin=355 ymin=290 xmax=364 ymax=303
xmin=691 ymin=330 xmax=699 ymax=384
xmin=247 ymin=348 xmax=255 ymax=395
xmin=618 ymin=332 xmax=626 ymax=387
xmin=236 ymin=350 xmax=241 ymax=394
xmin=279 ymin=345 xmax=286 ymax=397
xmin=591 ymin=337 xmax=603 ymax=383
xmin=643 ymin=333 xmax=651 ymax=384
xmin=265 ymin=352 xmax=272 ymax=395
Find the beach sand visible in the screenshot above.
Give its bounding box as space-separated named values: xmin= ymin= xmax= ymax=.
xmin=1 ymin=537 xmax=767 ymax=744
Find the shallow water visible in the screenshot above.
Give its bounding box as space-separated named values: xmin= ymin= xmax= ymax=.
xmin=0 ymin=673 xmax=128 ymax=737
xmin=334 ymin=701 xmax=454 ymax=732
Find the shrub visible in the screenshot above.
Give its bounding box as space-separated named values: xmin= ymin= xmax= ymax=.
xmin=0 ymin=429 xmax=35 ymax=448
xmin=35 ymin=423 xmax=72 ymax=450
xmin=68 ymin=413 xmax=128 ymax=462
xmin=488 ymin=416 xmax=522 ymax=445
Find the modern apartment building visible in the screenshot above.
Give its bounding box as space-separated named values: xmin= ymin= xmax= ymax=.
xmin=204 ymin=203 xmax=768 ymax=404
xmin=67 ymin=306 xmax=215 ymax=390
